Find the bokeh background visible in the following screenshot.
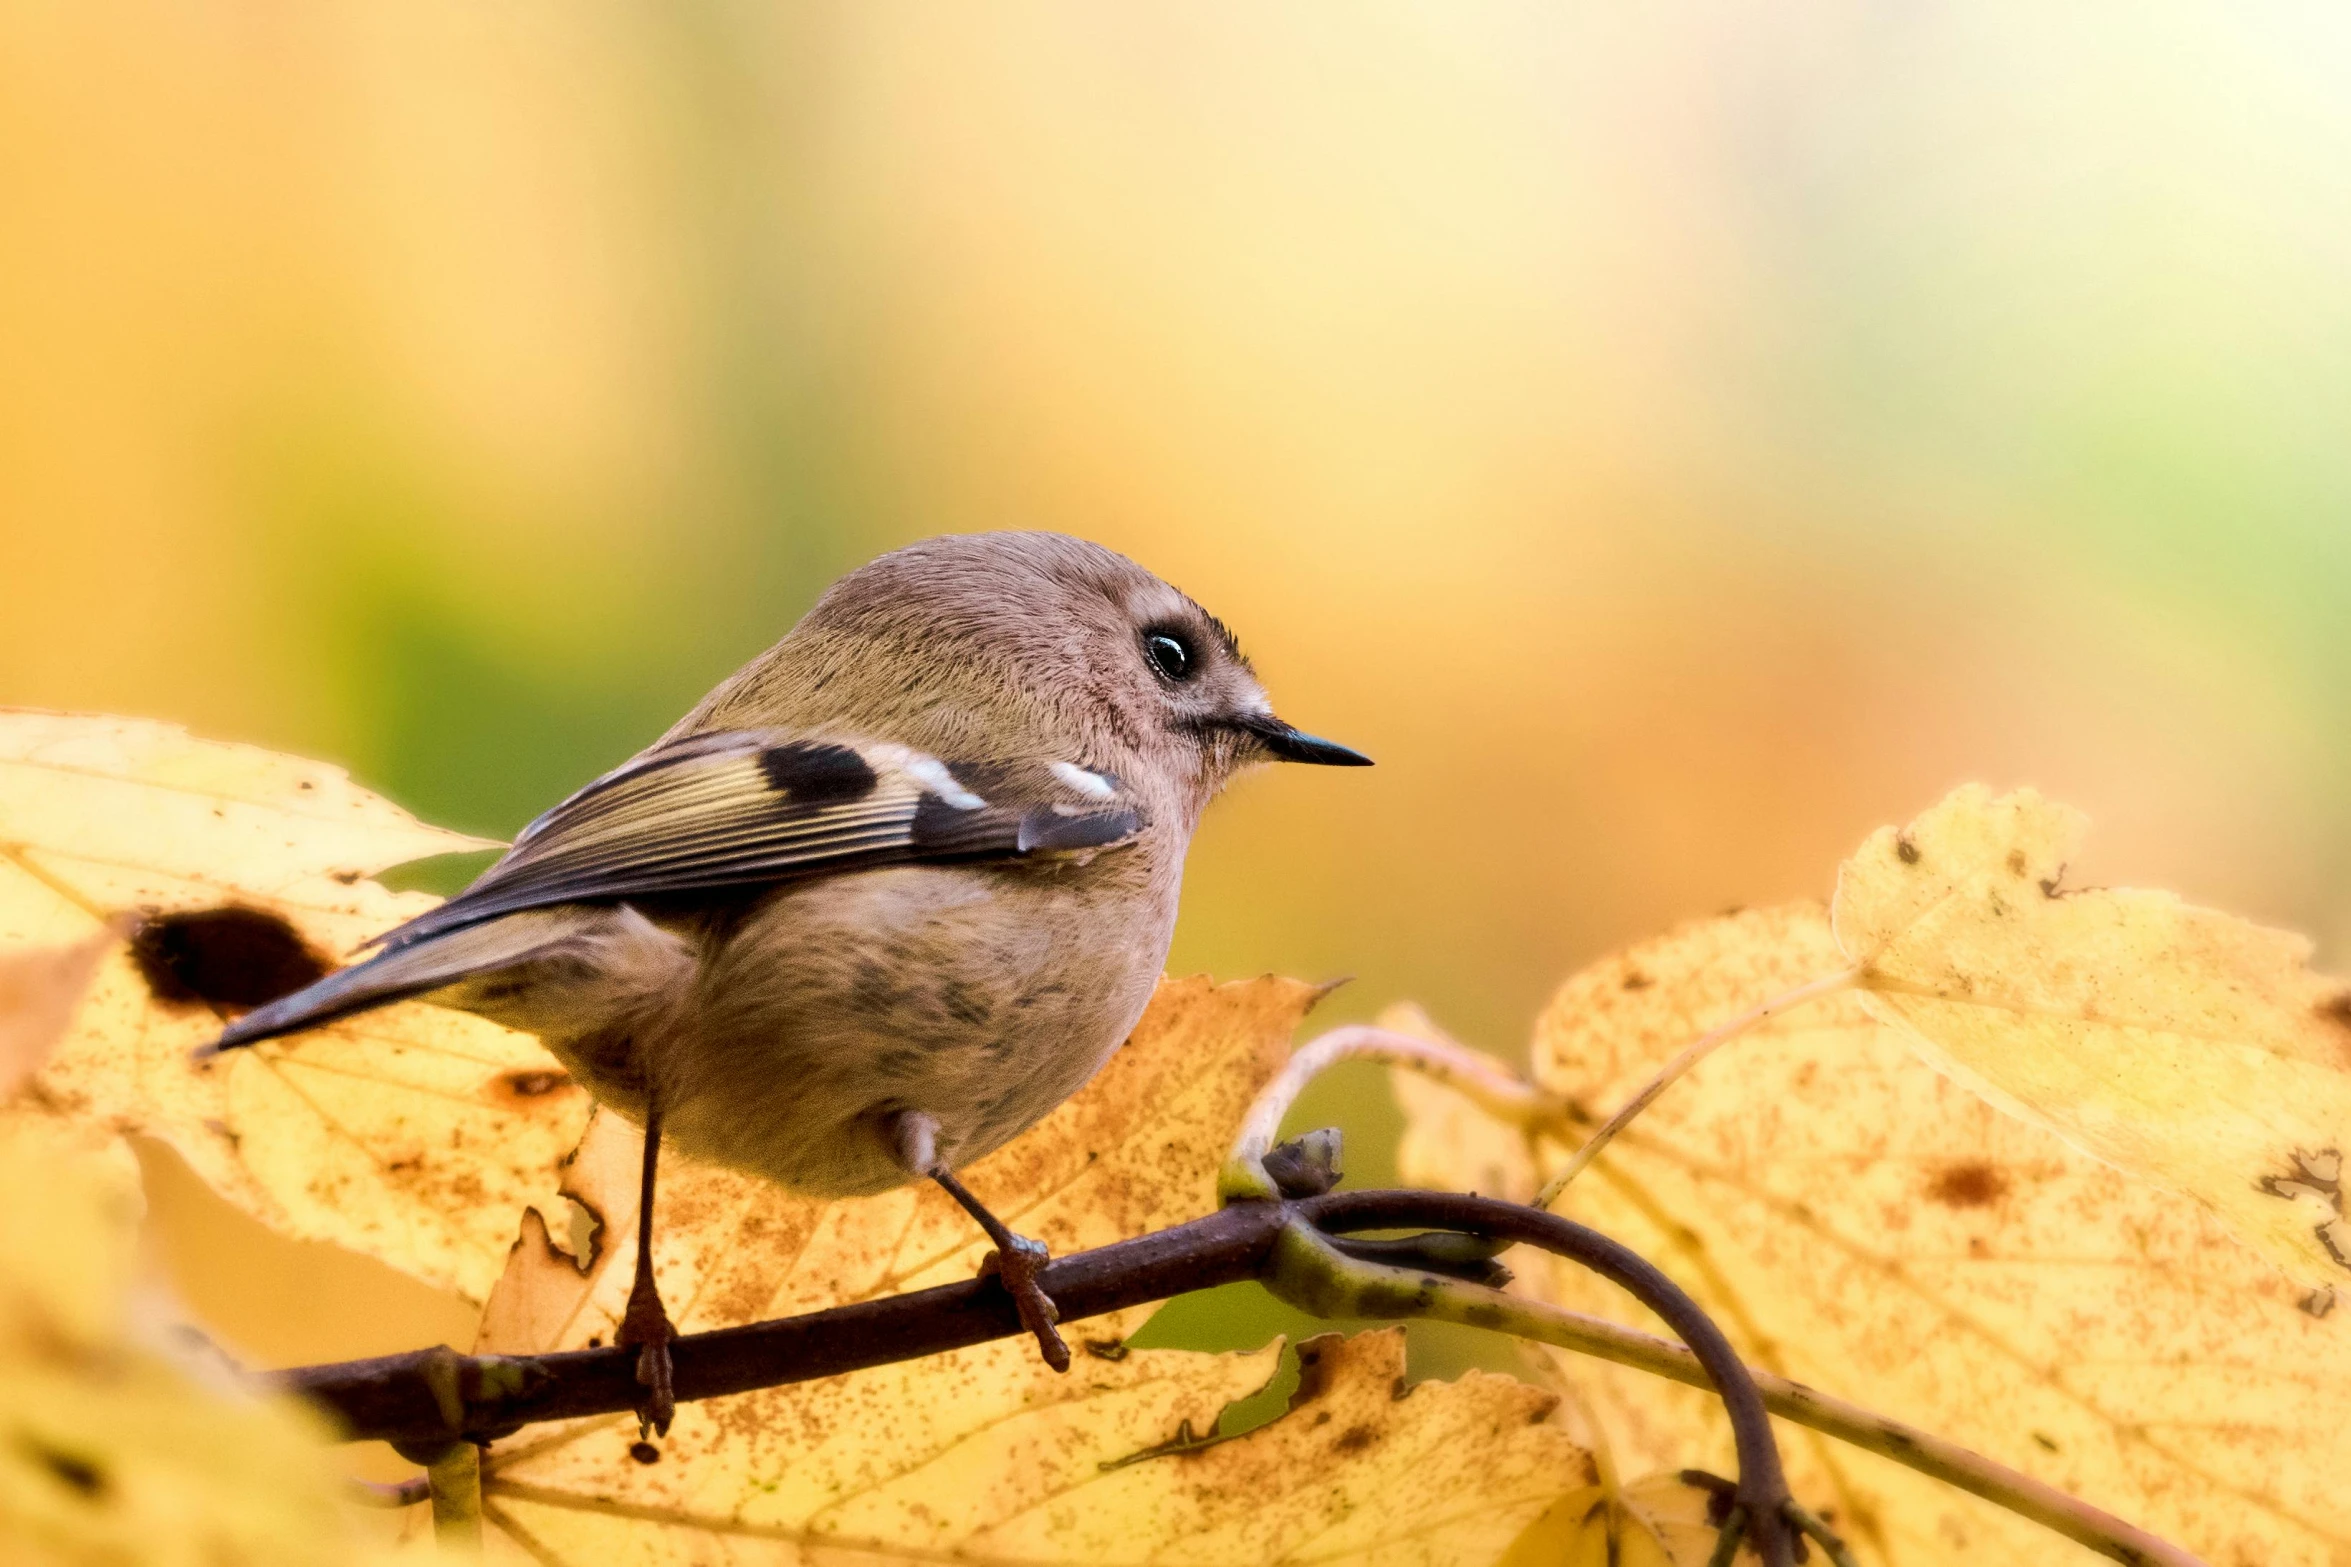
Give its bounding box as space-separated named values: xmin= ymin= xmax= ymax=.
xmin=6 ymin=2 xmax=2350 ymax=1400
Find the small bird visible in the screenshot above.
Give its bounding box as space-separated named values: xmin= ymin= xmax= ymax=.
xmin=206 ymin=532 xmax=1368 ymax=1431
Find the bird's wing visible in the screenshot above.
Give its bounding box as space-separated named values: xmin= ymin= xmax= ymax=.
xmin=371 ymin=732 xmax=1142 ymax=952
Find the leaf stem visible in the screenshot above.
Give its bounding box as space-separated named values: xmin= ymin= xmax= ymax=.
xmin=1268 ymin=1203 xmax=1800 ymax=1567
xmin=426 ymin=1443 xmax=484 ymax=1556
xmin=1783 ymin=1499 xmax=1862 ymax=1567
xmin=1535 ymin=966 xmax=1859 ymax=1208
xmin=1704 ymin=1510 xmax=1747 ymax=1567
xmin=1223 ymin=1024 xmax=1570 ymax=1198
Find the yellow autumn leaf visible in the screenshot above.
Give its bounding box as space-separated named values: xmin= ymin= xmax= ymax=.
xmin=1834 ymin=784 xmax=2351 ymax=1292
xmin=1498 ymin=1471 xmax=1724 ymax=1567
xmin=0 ymin=953 xmax=356 ymax=1567
xmin=0 ymin=710 xmax=589 ymax=1303
xmin=0 ymin=1118 xmax=364 ymax=1567
xmin=0 ymin=932 xmax=114 ymax=1096
xmin=1399 ymin=903 xmax=2351 ymax=1566
xmin=478 ymin=1321 xmax=1586 ymax=1564
xmin=0 ymin=1129 xmax=349 ymax=1567
xmin=0 ymin=938 xmax=140 ymax=1349
xmin=476 ymin=1318 xmax=1282 ymax=1563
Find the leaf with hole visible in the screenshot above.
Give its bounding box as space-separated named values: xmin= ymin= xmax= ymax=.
xmin=0 ymin=710 xmax=580 ymax=1302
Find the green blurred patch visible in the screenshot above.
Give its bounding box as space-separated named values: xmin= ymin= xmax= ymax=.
xmin=375 ymin=849 xmax=503 ymax=900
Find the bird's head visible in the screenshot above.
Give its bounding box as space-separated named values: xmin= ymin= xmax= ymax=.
xmin=691 ymin=531 xmax=1368 ymax=822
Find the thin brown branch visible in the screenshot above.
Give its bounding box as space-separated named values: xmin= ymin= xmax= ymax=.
xmin=278 ymin=1200 xmax=1293 ymax=1447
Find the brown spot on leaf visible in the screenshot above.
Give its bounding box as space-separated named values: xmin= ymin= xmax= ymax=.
xmin=1082 ymin=1338 xmax=1130 ymax=1362
xmin=629 ymin=1441 xmax=661 ymax=1465
xmin=2300 ymin=1287 xmax=2336 ymax=1319
xmin=1331 ymin=1423 xmax=1378 ymax=1455
xmin=2031 ymin=1431 xmax=2059 ymax=1453
xmin=1290 ymin=1335 xmax=1341 ymax=1405
xmin=20 ymin=1435 xmax=108 ymax=1499
xmin=2005 ymin=849 xmax=2027 ymax=876
xmin=2257 ymin=1148 xmax=2343 ymax=1209
xmin=487 ymin=1069 xmax=575 ymax=1109
xmin=2318 ymin=1218 xmax=2351 ymax=1273
xmin=128 ymin=906 xmax=331 ymax=1012
xmin=1895 ymin=833 xmax=1920 ymax=865
xmin=2321 ymin=994 xmax=2351 ymax=1063
xmin=1620 ymin=968 xmax=1652 ymax=992
xmin=1926 ymin=1161 xmax=2008 ymax=1208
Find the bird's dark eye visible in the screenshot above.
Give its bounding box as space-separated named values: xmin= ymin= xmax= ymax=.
xmin=1143 ymin=631 xmax=1196 ymax=683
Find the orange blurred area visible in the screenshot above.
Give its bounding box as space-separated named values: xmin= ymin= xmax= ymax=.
xmin=7 ymin=6 xmax=2350 ymax=1393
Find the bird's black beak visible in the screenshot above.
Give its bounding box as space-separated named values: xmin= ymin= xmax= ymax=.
xmin=1233 ymin=713 xmax=1374 ymax=766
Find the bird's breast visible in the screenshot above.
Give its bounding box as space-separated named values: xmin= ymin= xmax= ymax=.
xmin=655 ymin=852 xmax=1179 ymax=1194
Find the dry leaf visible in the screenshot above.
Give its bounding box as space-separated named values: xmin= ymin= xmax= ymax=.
xmin=1400 ymin=903 xmax=2351 ymax=1566
xmin=1834 ymin=784 xmax=2351 ymax=1290
xmin=479 ymin=1319 xmax=1282 ymax=1563
xmin=466 ymin=977 xmax=1594 ymax=1563
xmin=0 ymin=710 xmax=586 ymax=1302
xmin=0 ymin=867 xmax=348 ymax=1567
xmin=0 ymin=931 xmax=114 ymax=1095
xmin=0 ymin=1112 xmax=355 ymax=1565
xmin=480 ymin=1320 xmax=1586 ymax=1564
xmin=477 ymin=973 xmax=1319 ymax=1352
xmin=1498 ymin=1471 xmax=1723 ymax=1567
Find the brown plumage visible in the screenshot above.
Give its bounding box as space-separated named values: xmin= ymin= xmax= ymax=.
xmin=208 ymin=531 xmax=1367 ymax=1430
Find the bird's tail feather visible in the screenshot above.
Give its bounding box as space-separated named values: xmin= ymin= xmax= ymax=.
xmin=205 ymin=909 xmax=598 ymax=1055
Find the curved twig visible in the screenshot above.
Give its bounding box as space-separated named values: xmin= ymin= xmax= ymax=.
xmin=1294 ymin=1192 xmax=1798 ymax=1567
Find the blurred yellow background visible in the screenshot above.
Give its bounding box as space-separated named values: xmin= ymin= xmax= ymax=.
xmin=6 ymin=4 xmax=2349 ymax=1396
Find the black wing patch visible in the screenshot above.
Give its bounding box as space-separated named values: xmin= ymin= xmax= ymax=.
xmin=371 ymin=734 xmax=1139 ymax=952
xmin=757 ymin=741 xmax=878 ymax=804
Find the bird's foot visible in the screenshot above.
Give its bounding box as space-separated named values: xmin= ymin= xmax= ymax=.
xmin=979 ymin=1232 xmax=1070 ymax=1372
xmin=616 ymin=1274 xmax=678 ymax=1437
xmin=913 ymin=1144 xmax=1070 ymax=1374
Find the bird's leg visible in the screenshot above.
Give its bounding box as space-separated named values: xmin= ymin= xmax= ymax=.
xmin=615 ymin=1098 xmax=678 ymax=1435
xmin=892 ymin=1111 xmax=1070 ymax=1372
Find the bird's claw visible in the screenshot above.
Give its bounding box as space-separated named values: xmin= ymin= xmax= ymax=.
xmin=980 ymin=1233 xmax=1070 ymax=1372
xmin=617 ymin=1279 xmax=678 ymax=1437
